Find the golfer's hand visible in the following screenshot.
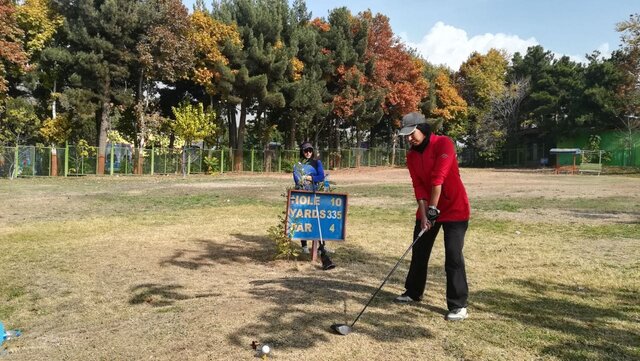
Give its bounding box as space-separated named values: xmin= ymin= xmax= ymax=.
xmin=420 ymin=217 xmax=433 ymax=232
xmin=304 ymin=175 xmax=312 ymax=181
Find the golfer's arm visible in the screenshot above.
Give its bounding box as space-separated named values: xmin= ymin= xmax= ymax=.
xmin=417 ymin=199 xmax=427 ymax=220
xmin=429 ymin=185 xmax=442 ymax=208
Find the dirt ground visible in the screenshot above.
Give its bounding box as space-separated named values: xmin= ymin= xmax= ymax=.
xmin=327 ymin=167 xmax=640 ymax=224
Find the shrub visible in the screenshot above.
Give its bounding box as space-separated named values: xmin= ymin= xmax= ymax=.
xmin=267 ymin=189 xmax=300 ymax=260
xmin=267 ymin=211 xmax=300 ymax=260
xmin=203 ymin=155 xmax=219 ymax=174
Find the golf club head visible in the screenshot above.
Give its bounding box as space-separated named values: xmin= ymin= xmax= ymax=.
xmin=330 ymin=323 xmax=352 ymax=335
xmin=321 ymin=253 xmax=336 ymax=270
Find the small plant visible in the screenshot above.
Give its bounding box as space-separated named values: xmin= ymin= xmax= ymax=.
xmin=267 ymin=189 xmax=301 ymax=260
xmin=583 ymin=134 xmax=611 ymax=163
xmin=203 ymin=155 xmax=219 ymax=174
xmin=267 ymin=212 xmax=300 ymax=260
xmin=19 ymin=165 xmax=32 ymax=176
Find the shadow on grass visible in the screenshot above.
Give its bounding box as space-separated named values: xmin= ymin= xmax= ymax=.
xmin=473 ymin=278 xmax=640 ymax=361
xmin=569 ymin=209 xmax=640 ymax=223
xmin=160 ymin=234 xmax=277 ymax=269
xmin=129 ymin=283 xmax=220 ymax=307
xmin=226 ymin=234 xmax=449 ymax=350
xmin=226 ymin=276 xmax=435 ymax=350
xmin=155 ymin=231 xmax=451 ymax=351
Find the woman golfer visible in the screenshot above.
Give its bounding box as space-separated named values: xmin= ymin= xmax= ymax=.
xmin=394 ymin=112 xmax=470 ymax=321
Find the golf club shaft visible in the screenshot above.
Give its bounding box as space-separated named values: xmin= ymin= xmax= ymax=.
xmin=314 ymin=191 xmax=324 ymax=249
xmin=349 ymin=228 xmax=427 ymax=328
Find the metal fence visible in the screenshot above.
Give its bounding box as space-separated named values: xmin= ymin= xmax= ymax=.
xmin=0 ymin=144 xmax=408 ymax=178
xmin=460 ymin=144 xmax=640 ymax=169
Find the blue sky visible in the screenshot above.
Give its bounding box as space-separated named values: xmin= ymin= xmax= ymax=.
xmin=183 ymin=0 xmax=636 ymax=70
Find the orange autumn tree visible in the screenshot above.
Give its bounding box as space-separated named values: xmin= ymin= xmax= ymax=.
xmin=319 ymin=7 xmax=373 ymax=154
xmin=432 ymin=72 xmax=467 ymax=120
xmin=362 ymin=11 xmax=428 ymax=141
xmin=188 ymin=9 xmax=242 ymax=97
xmin=423 ymin=66 xmax=468 ymax=138
xmin=0 ymin=0 xmax=28 ymax=96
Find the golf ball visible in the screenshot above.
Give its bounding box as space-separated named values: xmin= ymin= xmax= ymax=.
xmin=261 ymin=345 xmax=271 ymax=354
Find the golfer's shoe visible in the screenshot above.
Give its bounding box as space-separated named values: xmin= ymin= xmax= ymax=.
xmin=322 ymin=261 xmax=336 ymax=271
xmin=301 ymin=246 xmax=310 ymax=254
xmin=394 ymin=293 xmax=418 ymax=303
xmin=445 ymin=307 xmax=468 ymax=321
xmin=321 ymin=253 xmax=336 ymax=270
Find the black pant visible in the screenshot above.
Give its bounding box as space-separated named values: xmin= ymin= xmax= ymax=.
xmin=404 ymin=219 xmax=469 ymax=310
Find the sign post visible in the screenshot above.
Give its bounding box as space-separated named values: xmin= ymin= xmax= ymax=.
xmin=285 ymin=190 xmax=348 ymax=261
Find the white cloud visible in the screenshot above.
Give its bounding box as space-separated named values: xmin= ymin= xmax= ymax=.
xmin=552 ymin=43 xmax=610 ymax=65
xmin=401 ymin=22 xmax=538 ymax=70
xmin=596 ymin=43 xmax=611 ymax=58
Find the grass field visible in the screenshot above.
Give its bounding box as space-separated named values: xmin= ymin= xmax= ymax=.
xmin=0 ymin=168 xmax=638 ymax=360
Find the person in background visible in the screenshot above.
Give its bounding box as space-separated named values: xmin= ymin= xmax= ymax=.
xmin=293 ymin=142 xmax=335 ymax=270
xmin=394 ymin=112 xmax=471 ymax=321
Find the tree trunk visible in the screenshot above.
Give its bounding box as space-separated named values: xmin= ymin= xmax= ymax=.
xmin=355 ymin=127 xmax=362 ymax=167
xmin=264 ymin=150 xmax=273 ymax=172
xmin=51 ymin=147 xmax=58 ymax=176
xmin=289 ymin=115 xmax=296 ymax=149
xmin=228 ymin=104 xmax=237 ymax=149
xmin=135 ymin=72 xmax=146 ymax=175
xmin=51 ymin=79 xmax=58 ymax=176
xmin=391 ymin=133 xmax=397 ymax=167
xmin=328 ymin=118 xmax=341 ymax=169
xmin=234 ymin=102 xmax=247 ymax=172
xmin=97 ymin=79 xmax=111 ymax=175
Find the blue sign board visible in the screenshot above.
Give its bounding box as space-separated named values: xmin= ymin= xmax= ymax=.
xmin=286 ymin=190 xmax=348 ymax=241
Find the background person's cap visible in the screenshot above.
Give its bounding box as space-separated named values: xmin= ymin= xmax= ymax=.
xmin=398 ymin=112 xmax=426 ymax=136
xmin=300 ymin=142 xmax=313 ymax=150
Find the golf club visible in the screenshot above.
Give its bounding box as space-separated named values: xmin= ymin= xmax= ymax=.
xmin=330 ymin=227 xmax=427 ymax=335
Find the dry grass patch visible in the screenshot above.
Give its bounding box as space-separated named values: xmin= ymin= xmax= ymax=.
xmin=0 ymin=168 xmax=638 ymax=360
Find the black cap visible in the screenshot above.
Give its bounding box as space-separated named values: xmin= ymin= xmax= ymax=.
xmin=398 ymin=112 xmax=426 ymax=136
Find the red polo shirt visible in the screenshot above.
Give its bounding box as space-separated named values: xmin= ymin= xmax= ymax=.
xmin=407 ymin=133 xmax=470 ymax=222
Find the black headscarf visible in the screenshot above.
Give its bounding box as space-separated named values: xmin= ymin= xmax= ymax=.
xmin=411 ymin=123 xmax=432 ymax=153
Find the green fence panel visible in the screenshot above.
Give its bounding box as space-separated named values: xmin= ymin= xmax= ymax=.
xmin=0 ymin=147 xmax=15 ymax=177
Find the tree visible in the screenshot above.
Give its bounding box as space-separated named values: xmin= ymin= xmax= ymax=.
xmin=615 ymin=13 xmax=640 ymax=164
xmin=363 ymin=11 xmax=428 ymax=151
xmin=457 ymin=49 xmax=509 ymax=161
xmin=422 ymin=65 xmax=467 ymax=140
xmin=171 ymin=101 xmax=217 ymax=175
xmin=275 ymin=1 xmax=331 ymax=150
xmin=171 ymin=101 xmax=217 ymax=146
xmin=212 ymin=0 xmax=290 ymax=171
xmin=316 ymin=7 xmax=372 ymax=156
xmin=0 ymin=0 xmax=28 ymax=97
xmin=16 ymin=0 xmax=63 ymax=57
xmin=132 ymin=0 xmax=195 ymax=174
xmin=52 ymin=0 xmax=144 ymax=174
xmin=14 ymin=0 xmax=64 ymax=173
xmin=188 ymin=8 xmax=241 ymax=97
xmin=580 ymin=52 xmax=625 ymax=131
xmin=491 ymin=77 xmax=529 ymax=137
xmin=0 ymin=97 xmax=40 ymax=145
